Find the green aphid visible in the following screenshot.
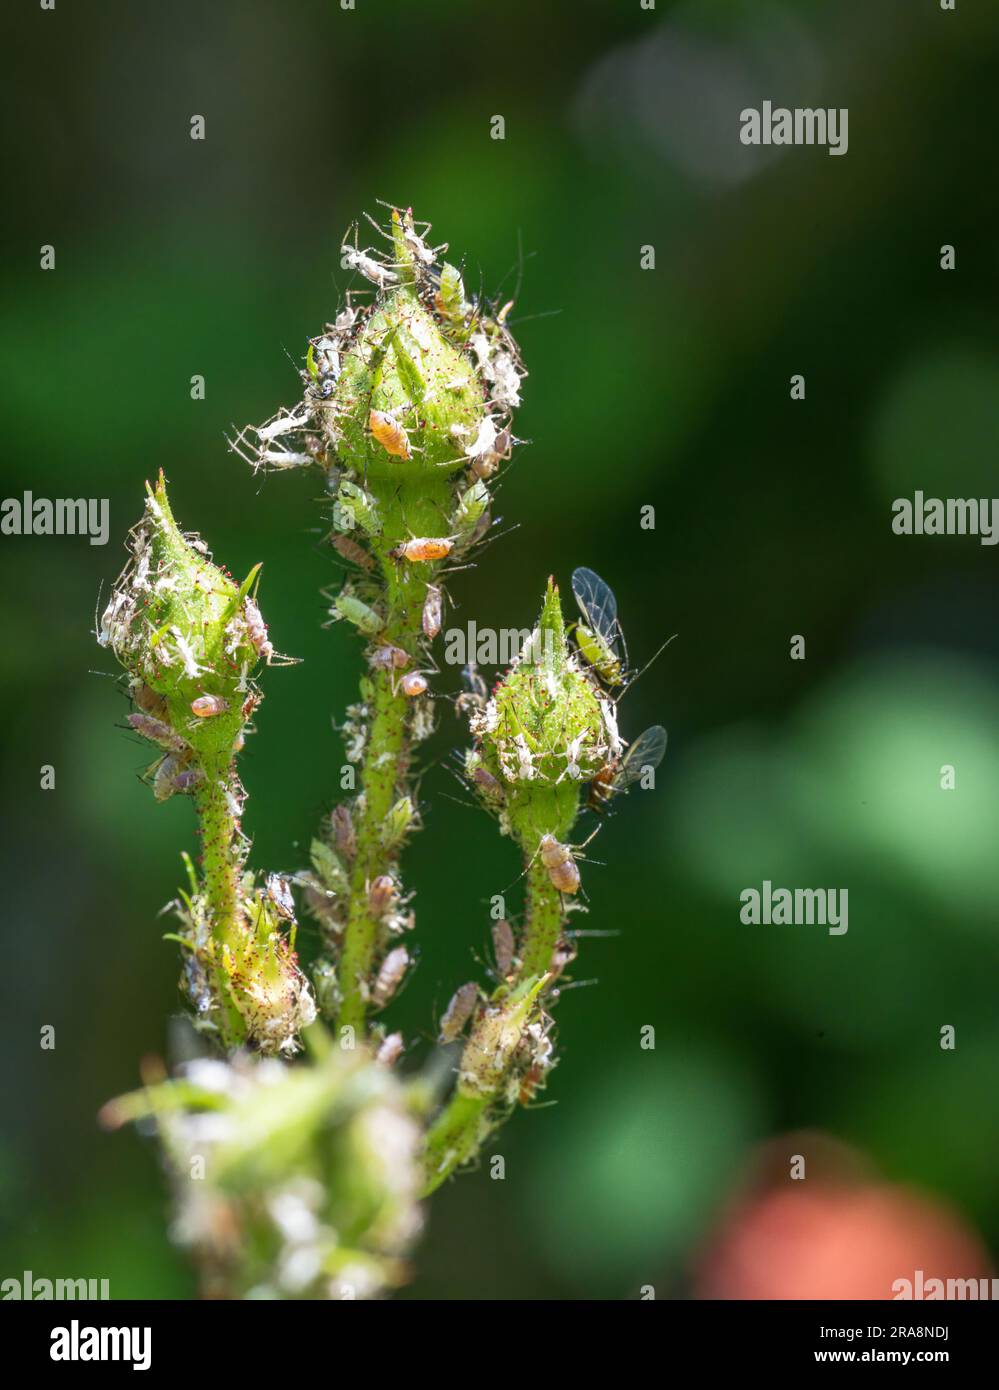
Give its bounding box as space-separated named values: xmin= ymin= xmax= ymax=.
xmin=571 ymin=566 xmax=624 ymax=686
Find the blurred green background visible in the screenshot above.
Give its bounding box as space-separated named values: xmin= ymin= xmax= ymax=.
xmin=2 ymin=0 xmax=998 ymax=1299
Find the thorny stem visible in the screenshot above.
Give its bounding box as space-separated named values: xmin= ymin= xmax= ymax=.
xmin=335 ymin=472 xmax=453 ymax=1036
xmin=338 ymin=666 xmax=408 ymax=1032
xmin=422 ymin=1093 xmax=489 ymax=1195
xmin=419 ymin=866 xmax=564 ymax=1197
xmin=518 ymin=853 xmax=565 ymax=981
xmin=194 ymin=762 xmax=247 ymax=1044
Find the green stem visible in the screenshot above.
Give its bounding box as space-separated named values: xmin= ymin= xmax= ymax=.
xmin=194 ymin=759 xmax=247 ymax=1045
xmin=420 ymin=847 xmax=566 ymax=1192
xmin=518 ymin=851 xmax=565 ymax=980
xmin=337 ymin=666 xmax=408 ymax=1033
xmin=422 ymin=1093 xmax=489 ymax=1196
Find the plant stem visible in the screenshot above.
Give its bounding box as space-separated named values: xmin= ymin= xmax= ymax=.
xmin=422 ymin=1093 xmax=489 ymax=1196
xmin=337 ymin=665 xmax=408 ymax=1033
xmin=518 ymin=851 xmax=564 ymax=980
xmin=194 ymin=759 xmax=247 ymax=1045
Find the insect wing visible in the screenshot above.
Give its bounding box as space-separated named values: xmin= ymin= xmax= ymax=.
xmin=571 ymin=567 xmax=620 ymax=650
xmin=613 ymin=725 xmax=667 ymax=791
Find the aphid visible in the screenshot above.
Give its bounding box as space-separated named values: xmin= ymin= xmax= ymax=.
xmin=368 ymin=643 xmax=410 ymax=671
xmin=439 ymin=982 xmax=478 ymax=1043
xmin=490 ymin=351 xmax=522 ymax=410
xmin=588 ymin=725 xmax=668 ymax=813
xmin=153 ymin=755 xmax=203 ymax=802
xmin=518 ymin=1060 xmax=548 ymax=1107
xmin=463 ymin=416 xmax=497 ymax=461
xmin=539 ymin=834 xmax=580 ymax=895
xmin=333 ymin=593 xmax=383 ymax=636
xmin=422 ymin=583 xmax=443 ymax=640
xmin=369 ymin=409 xmax=411 ymax=461
xmin=387 ymin=536 xmax=453 ymax=563
xmin=241 ymin=690 xmax=262 ymax=720
xmin=372 ymin=946 xmax=409 ymax=1009
xmin=492 ymin=918 xmax=515 ymax=977
xmin=382 ymin=795 xmax=414 ymax=850
xmin=191 ymin=694 xmax=229 ymax=718
xmin=256 ymin=407 xmax=312 ymax=443
xmin=560 ymin=731 xmax=591 ymax=782
xmin=335 ymin=480 xmax=382 ymax=538
xmin=376 ymin=1032 xmax=404 ymax=1067
xmin=454 ymin=480 xmax=490 ymax=538
xmin=132 ymin=681 xmax=168 ymax=720
xmin=330 ymin=804 xmax=356 ymax=861
xmin=342 ymin=245 xmax=398 ymax=288
xmin=571 ymin=567 xmax=625 ymax=686
xmin=331 ymin=533 xmax=374 ymax=571
xmin=469 ymin=425 xmax=512 ymax=481
xmin=98 ymin=589 xmax=131 ymax=648
xmin=368 ymin=875 xmax=398 ymax=918
xmin=400 ymin=672 xmax=428 ymax=698
xmin=127 ymin=712 xmax=189 ymax=754
xmin=549 ymin=933 xmax=577 ymax=982
xmin=472 ymin=763 xmax=503 ymax=802
xmin=242 ymin=595 xmax=274 ymax=664
xmin=265 ymin=873 xmax=296 ymax=920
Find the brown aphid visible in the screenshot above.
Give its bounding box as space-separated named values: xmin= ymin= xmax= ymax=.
xmin=399 ymin=671 xmax=428 ymax=698
xmin=372 ymin=946 xmax=409 ymax=1009
xmin=550 ymin=934 xmax=578 ymax=981
xmin=331 ymin=803 xmax=356 ymax=861
xmin=438 ymin=981 xmax=478 ymax=1043
xmin=153 ymin=755 xmax=203 ymax=802
xmin=132 ymin=681 xmax=168 ymax=720
xmin=422 ymin=583 xmax=443 ymax=640
xmin=492 ymin=918 xmax=515 ymax=977
xmin=127 ymin=712 xmax=189 ymax=755
xmin=369 ymin=409 xmax=411 ymax=461
xmin=331 ymin=533 xmax=374 ymax=571
xmin=368 ymin=643 xmax=410 ymax=671
xmin=472 ymin=764 xmax=503 ymax=802
xmin=368 ymin=874 xmax=398 ymax=918
xmin=191 ymin=694 xmax=229 ymax=718
xmin=387 ymin=536 xmax=453 ymax=563
xmin=539 ymin=834 xmax=580 ymax=895
xmin=518 ymin=1060 xmax=548 ymax=1106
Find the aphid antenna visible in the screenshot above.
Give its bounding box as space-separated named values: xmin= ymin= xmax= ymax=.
xmin=566 ymin=928 xmax=622 ymax=939
xmin=555 ymin=977 xmax=600 ymax=992
xmin=620 ymin=630 xmax=679 ymax=699
xmin=502 ymin=306 xmax=562 ymax=328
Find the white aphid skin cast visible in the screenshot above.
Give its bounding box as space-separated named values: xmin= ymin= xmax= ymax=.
xmin=439 ymin=982 xmax=478 ymax=1043
xmin=463 ymin=416 xmax=498 ymax=460
xmin=342 ymin=244 xmax=398 ymax=288
xmin=266 ymin=874 xmax=296 ymax=920
xmin=372 ymin=947 xmax=409 ymax=1009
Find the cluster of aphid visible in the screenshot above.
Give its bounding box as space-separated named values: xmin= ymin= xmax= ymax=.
xmin=231 ymin=205 xmax=527 ymax=1042
xmin=99 ymin=474 xmax=314 ymax=1055
xmin=423 ymin=572 xmax=668 ymax=1173
xmin=99 ymin=207 xmax=670 ymax=1291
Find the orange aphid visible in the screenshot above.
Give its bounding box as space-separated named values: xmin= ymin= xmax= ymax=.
xmin=369 ymin=409 xmax=411 ymax=461
xmin=388 ymin=537 xmax=453 ymax=563
xmin=191 ymin=694 xmax=229 ymax=718
xmin=400 ymin=672 xmax=428 ymax=698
